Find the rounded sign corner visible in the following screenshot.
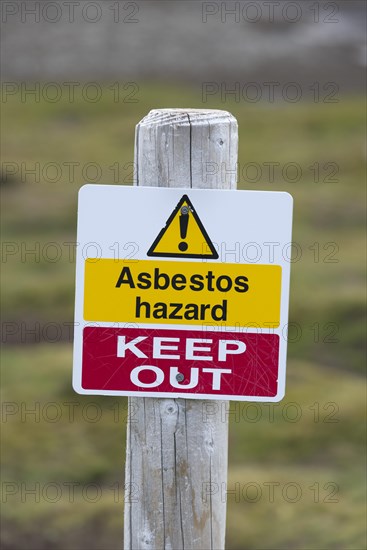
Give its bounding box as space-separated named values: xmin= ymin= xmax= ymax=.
xmin=78 ymin=183 xmax=96 ymax=200
xmin=272 ymin=387 xmax=286 ymax=403
xmin=72 ymin=378 xmax=86 ymax=395
xmin=281 ymin=191 xmax=294 ymax=206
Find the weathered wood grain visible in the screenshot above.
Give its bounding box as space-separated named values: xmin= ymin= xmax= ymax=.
xmin=124 ymin=109 xmax=238 ymax=550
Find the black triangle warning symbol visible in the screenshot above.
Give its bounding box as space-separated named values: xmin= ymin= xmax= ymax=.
xmin=147 ymin=195 xmax=218 ymax=259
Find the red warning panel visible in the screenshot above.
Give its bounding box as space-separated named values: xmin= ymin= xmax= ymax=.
xmin=82 ymin=327 xmax=279 ymax=399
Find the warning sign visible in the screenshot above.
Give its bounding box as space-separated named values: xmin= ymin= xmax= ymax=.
xmin=73 ymin=185 xmax=293 ymax=402
xmin=147 ymin=195 xmax=218 ymax=259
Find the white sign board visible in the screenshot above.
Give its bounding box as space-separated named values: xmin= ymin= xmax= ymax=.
xmin=73 ymin=185 xmax=293 ymax=401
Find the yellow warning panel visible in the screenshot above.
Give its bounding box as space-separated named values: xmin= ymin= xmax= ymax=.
xmin=84 ymin=259 xmax=282 ymax=327
xmin=147 ymin=195 xmax=218 ymax=259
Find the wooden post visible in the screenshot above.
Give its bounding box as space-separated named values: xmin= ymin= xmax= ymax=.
xmin=124 ymin=109 xmax=238 ymax=550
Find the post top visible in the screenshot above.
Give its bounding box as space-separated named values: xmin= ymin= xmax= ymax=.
xmin=138 ymin=108 xmax=237 ymax=127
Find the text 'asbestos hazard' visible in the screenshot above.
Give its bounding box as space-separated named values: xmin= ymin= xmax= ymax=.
xmin=84 ymin=259 xmax=282 ymax=327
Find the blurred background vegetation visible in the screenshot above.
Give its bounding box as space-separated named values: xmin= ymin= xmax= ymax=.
xmin=2 ymin=85 xmax=365 ymax=550
xmin=1 ymin=1 xmax=366 ymax=549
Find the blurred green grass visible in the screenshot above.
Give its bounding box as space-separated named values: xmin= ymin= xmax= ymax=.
xmin=1 ymin=346 xmax=365 ymax=549
xmin=1 ymin=84 xmax=366 ymax=549
xmin=2 ymin=85 xmax=365 ymax=372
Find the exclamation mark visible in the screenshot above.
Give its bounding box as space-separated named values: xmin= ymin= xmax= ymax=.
xmin=179 ymin=205 xmax=189 ymax=251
